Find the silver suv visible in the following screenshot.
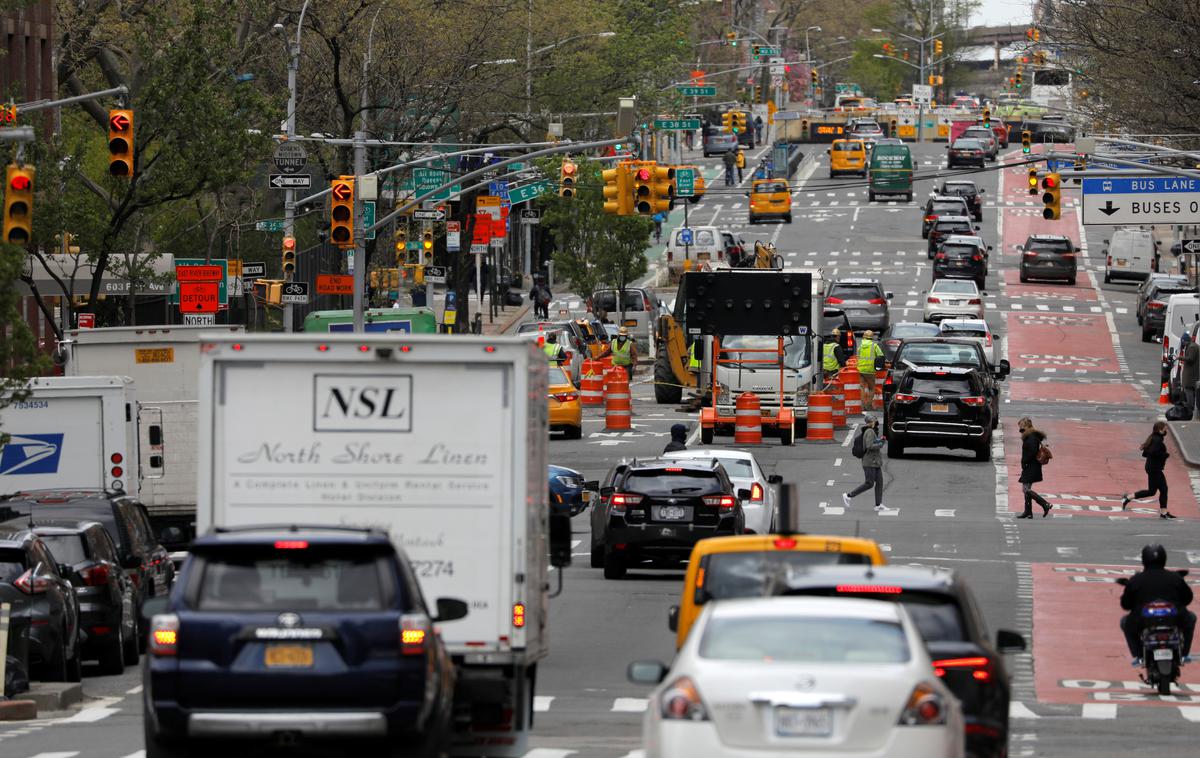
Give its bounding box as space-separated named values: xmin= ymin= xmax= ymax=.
xmin=824 ymin=277 xmax=893 ymax=333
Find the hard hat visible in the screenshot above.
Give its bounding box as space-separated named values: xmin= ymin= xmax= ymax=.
xmin=863 ymin=330 xmax=874 ymax=339
xmin=618 ymin=326 xmax=630 ymax=337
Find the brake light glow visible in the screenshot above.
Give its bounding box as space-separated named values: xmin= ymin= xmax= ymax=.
xmin=971 ymin=254 xmax=983 ymax=261
xmin=664 ymin=467 xmax=684 ymax=472
xmin=837 ymin=584 xmax=903 ymax=594
xmin=230 ymin=343 xmax=244 ymax=351
xmin=826 ymin=296 xmax=844 ymax=304
xmin=274 ymin=540 xmax=309 ymax=550
xmin=1148 ymin=301 xmax=1166 ymax=311
xmin=750 ymin=482 xmax=764 ymax=502
xmin=935 ymin=252 xmax=946 ymax=260
xmin=550 ymin=391 xmax=579 ymax=402
xmin=933 ymin=656 xmax=993 ymax=682
xmin=867 ymin=298 xmax=885 ymax=304
xmin=774 ymin=537 xmax=797 ymax=549
xmin=81 ymin=563 xmax=110 ymax=587
xmin=961 ymin=396 xmax=987 ymax=406
xmin=513 ymin=603 xmax=526 ymax=628
xmin=985 ymin=332 xmax=993 ymax=346
xmin=401 ymin=614 xmax=430 ymax=656
xmin=149 ymin=613 xmax=179 ymax=657
xmin=13 ymin=569 xmax=50 ymax=595
xmin=924 ymin=215 xmax=936 ymax=221
xmin=610 ymin=493 xmax=643 ymax=515
xmin=484 ymin=345 xmax=497 ymax=353
xmin=892 ymin=393 xmax=918 ymax=403
xmin=1023 ymin=251 xmax=1039 ymax=257
xmin=702 ymin=494 xmax=737 ymax=510
xmin=317 ymin=344 xmax=330 ymax=352
xmin=358 ymin=344 xmax=370 ymax=352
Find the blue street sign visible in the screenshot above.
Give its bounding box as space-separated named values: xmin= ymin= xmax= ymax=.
xmin=680 ymin=228 xmax=694 ymax=245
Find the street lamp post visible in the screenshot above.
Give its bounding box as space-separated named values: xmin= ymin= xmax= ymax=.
xmin=280 ymin=0 xmax=312 ymax=333
xmin=350 ymin=5 xmax=385 ymax=333
xmin=804 ymin=26 xmax=821 ymax=105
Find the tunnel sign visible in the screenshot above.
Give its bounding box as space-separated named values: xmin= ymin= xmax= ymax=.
xmin=1082 ymin=176 xmax=1200 ymax=225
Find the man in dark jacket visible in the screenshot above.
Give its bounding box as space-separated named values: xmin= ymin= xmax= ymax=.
xmin=1120 ymin=544 xmax=1195 ymax=665
xmin=1017 ymin=417 xmax=1052 ymax=518
xmin=1182 ymin=338 xmax=1199 ymax=415
xmin=663 ymin=423 xmax=688 ymax=453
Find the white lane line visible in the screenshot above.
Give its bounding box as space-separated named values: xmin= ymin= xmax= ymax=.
xmin=611 ymin=697 xmax=649 ymax=712
xmin=533 ymin=696 xmax=555 ymax=712
xmin=935 ymin=509 xmax=956 ymax=517
xmin=50 ymin=706 xmax=120 ymax=724
xmin=1081 ymin=703 xmax=1118 ymax=719
xmin=833 ymin=457 xmax=843 ymax=467
xmin=523 ymin=751 xmax=577 ymax=758
xmin=27 ymin=754 xmax=80 ymax=758
xmin=618 ymin=752 xmax=647 ymax=758
xmin=1009 ymin=701 xmax=1040 ymax=719
xmin=119 ymin=753 xmax=146 ymax=758
xmin=1179 ymin=706 xmax=1200 ymax=722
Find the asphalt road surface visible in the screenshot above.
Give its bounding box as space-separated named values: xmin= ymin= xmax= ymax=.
xmin=4 ymin=140 xmax=1199 ymax=758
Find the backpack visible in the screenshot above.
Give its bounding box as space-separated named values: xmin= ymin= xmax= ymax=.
xmin=1036 ymin=442 xmax=1053 ymax=465
xmin=851 ymin=426 xmax=867 ymax=459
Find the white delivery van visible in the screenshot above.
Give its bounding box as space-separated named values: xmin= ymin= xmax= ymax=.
xmin=197 ymin=333 xmax=561 ymax=757
xmin=0 ymin=376 xmax=139 ymax=497
xmin=1162 ymin=293 xmax=1200 ymax=400
xmin=1104 ymin=227 xmax=1159 ymax=283
xmin=57 ymin=324 xmax=243 ymax=539
xmin=665 ymin=225 xmax=724 ymax=278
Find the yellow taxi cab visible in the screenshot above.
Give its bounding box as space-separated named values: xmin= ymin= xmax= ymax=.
xmin=678 ymin=164 xmax=706 ymax=202
xmin=748 ymin=178 xmax=792 ymax=224
xmin=668 ymin=533 xmax=887 ymax=648
xmin=574 ymin=318 xmax=608 ymax=360
xmin=547 ymin=363 xmax=583 ymax=439
xmin=827 ymin=138 xmax=867 ymax=178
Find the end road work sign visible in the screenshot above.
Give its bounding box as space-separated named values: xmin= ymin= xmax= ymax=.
xmin=1082 ymin=176 xmax=1200 ymax=225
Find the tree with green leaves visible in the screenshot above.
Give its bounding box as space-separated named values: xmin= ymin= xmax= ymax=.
xmin=0 ymin=244 xmax=52 ymax=443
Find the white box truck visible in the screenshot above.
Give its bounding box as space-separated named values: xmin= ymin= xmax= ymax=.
xmin=0 ymin=376 xmax=139 ymax=497
xmin=57 ymin=324 xmax=243 ymax=539
xmin=196 ymin=333 xmax=565 ymax=757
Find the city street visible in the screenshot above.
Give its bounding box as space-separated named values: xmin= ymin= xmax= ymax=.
xmin=4 ymin=140 xmax=1199 ymax=758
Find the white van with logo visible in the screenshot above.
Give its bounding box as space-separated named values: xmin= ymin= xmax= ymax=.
xmin=665 ymin=225 xmax=723 ymax=277
xmin=1162 ymin=293 xmax=1200 ymax=399
xmin=1104 ymin=227 xmax=1159 ymax=283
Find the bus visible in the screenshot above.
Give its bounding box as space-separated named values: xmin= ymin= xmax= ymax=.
xmin=301 ymin=307 xmax=438 ymax=333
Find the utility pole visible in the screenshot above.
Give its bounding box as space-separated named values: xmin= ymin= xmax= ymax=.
xmin=351 ymin=7 xmax=384 ymax=333
xmin=281 ymin=0 xmax=311 ymax=333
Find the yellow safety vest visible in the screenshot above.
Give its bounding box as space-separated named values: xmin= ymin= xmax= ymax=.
xmin=857 ymin=339 xmax=882 ymax=367
xmin=688 ymin=342 xmax=701 ymax=370
xmin=822 ymin=342 xmax=840 ymax=371
xmin=544 ymin=343 xmax=564 ymax=361
xmin=611 ymin=338 xmax=633 ymax=366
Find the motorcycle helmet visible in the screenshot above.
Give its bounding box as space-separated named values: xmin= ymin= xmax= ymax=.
xmin=1141 ymin=543 xmax=1167 ymax=569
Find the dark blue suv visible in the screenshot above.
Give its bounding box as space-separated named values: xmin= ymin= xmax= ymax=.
xmin=142 ymin=526 xmax=468 ymax=758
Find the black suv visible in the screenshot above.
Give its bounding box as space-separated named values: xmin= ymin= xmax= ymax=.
xmin=885 ymin=337 xmax=1009 ymax=417
xmin=885 ymin=365 xmax=995 ymax=460
xmin=32 ymin=519 xmax=138 ymax=673
xmin=928 ymin=215 xmax=979 ymax=257
xmin=933 ymin=236 xmax=989 ymax=290
xmin=1140 ymin=277 xmax=1195 ymax=342
xmin=778 ymin=565 xmax=1025 ymax=758
xmin=0 ymin=490 xmax=174 ymax=648
xmin=1019 ymin=234 xmax=1077 ymax=284
xmin=590 ymin=459 xmax=744 ymax=579
xmin=143 ymin=526 xmax=468 ymax=758
xmin=0 ymin=524 xmax=82 ymax=682
xmin=939 ymin=180 xmax=984 ymax=221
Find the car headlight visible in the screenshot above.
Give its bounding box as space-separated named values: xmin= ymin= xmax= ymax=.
xmin=554 ymin=475 xmax=581 ymax=489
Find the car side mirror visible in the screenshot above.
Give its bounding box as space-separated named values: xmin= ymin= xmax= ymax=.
xmin=974 ymin=225 xmax=981 ymax=231
xmin=997 ymin=629 xmax=1026 ymax=652
xmin=767 ymin=474 xmax=784 ymax=485
xmin=57 ymin=563 xmax=73 ymax=578
xmin=1103 ymin=239 xmax=1109 ymax=245
xmin=1016 ymin=244 xmax=1024 ymax=252
xmin=997 ymin=359 xmax=1011 ymax=379
xmin=627 ymin=660 xmax=669 ymax=685
xmin=1115 ymin=576 xmax=1130 ymax=586
xmin=978 ymin=188 xmax=985 ymax=194
xmin=886 ymin=292 xmax=894 ymax=299
xmin=737 ymin=488 xmax=752 ymax=500
xmin=987 ymin=246 xmax=993 ymax=251
xmin=668 ymin=605 xmax=679 ymax=632
xmin=600 ymin=486 xmax=615 ymax=498
xmin=583 ymin=480 xmax=599 ymax=491
xmin=433 ymin=597 xmax=469 ymax=623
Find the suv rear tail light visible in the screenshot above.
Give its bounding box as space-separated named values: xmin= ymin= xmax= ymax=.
xmin=985 ymin=332 xmax=993 ymax=346
xmin=968 ymin=298 xmax=981 ymax=304
xmin=924 ymin=215 xmax=936 ymax=222
xmin=867 ymin=297 xmax=885 ymax=305
xmin=550 ymin=391 xmax=579 ymax=402
xmin=149 ymin=613 xmax=179 ymax=657
xmin=610 ymin=493 xmax=643 ymax=515
xmin=898 ymin=682 xmax=947 ymax=725
xmin=825 ymin=296 xmax=844 ymax=304
xmin=971 ymin=254 xmax=983 ymax=261
xmin=961 ymin=396 xmax=987 ymax=406
xmin=935 ymin=252 xmax=946 ymax=260
xmin=750 ymin=482 xmax=764 ymax=502
xmin=13 ymin=569 xmax=51 ymax=595
xmin=401 ymin=613 xmax=431 ymax=656
xmin=1023 ymin=251 xmax=1038 ymax=258
xmin=933 ymin=656 xmax=994 ymax=682
xmin=660 ymin=676 xmax=709 ymax=721
xmin=1061 ymin=252 xmax=1076 ymax=259
xmin=1148 ymin=301 xmax=1166 ymax=311
xmin=80 ymin=563 xmax=110 ymax=587
xmin=892 ymin=393 xmax=918 ymax=403
xmin=702 ymin=494 xmax=737 ymax=510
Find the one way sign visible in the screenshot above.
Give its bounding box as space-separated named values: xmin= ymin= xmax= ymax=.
xmin=413 ymin=209 xmax=446 ymax=222
xmin=269 ymin=174 xmax=312 ymax=189
xmin=1181 ymin=239 xmax=1200 ymax=256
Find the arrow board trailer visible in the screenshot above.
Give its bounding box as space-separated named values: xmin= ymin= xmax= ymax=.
xmin=57 ymin=324 xmax=244 ymax=541
xmin=0 ymin=377 xmax=138 ymax=498
xmin=196 ymin=334 xmax=558 ymax=757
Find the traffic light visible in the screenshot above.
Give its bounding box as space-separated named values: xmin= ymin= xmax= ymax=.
xmin=633 ymin=163 xmax=654 ymax=215
xmin=982 ymin=108 xmax=991 ymax=128
xmin=1021 ymin=129 xmax=1032 ymax=154
xmin=394 ymin=227 xmax=407 ymax=263
xmin=422 ymin=227 xmax=434 ymax=252
xmin=928 ymin=74 xmax=937 ymax=86
xmin=648 ymin=165 xmax=675 ymax=214
xmin=330 ymin=176 xmax=355 ymax=249
xmin=725 ymin=31 xmax=737 ymax=46
xmin=1015 ymin=71 xmax=1023 ymax=89
xmin=55 ymin=232 xmax=81 ymax=255
xmin=1033 ymin=28 xmax=1040 ymax=42
xmin=1026 ymin=28 xmax=1035 ymax=41
xmin=810 ymin=70 xmax=818 ymax=85
xmin=107 ymin=109 xmax=134 ymax=178
xmin=3 ymin=164 xmax=34 ymax=245
xmin=721 ymin=111 xmax=734 ymax=133
xmin=281 ymin=236 xmax=296 ymax=275
xmin=731 ymin=112 xmax=747 ymax=135
xmin=1027 ymin=167 xmax=1039 ymax=196
xmin=602 ymin=164 xmax=632 ymax=216
xmin=882 ymin=42 xmax=894 ymax=56
xmin=1041 ymin=173 xmax=1061 ymax=220
xmin=934 ymin=39 xmax=943 ymax=55
xmin=559 ymin=159 xmax=577 ymax=198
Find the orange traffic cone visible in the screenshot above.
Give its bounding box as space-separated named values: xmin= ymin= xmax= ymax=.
xmin=1159 ymin=382 xmax=1170 ymax=405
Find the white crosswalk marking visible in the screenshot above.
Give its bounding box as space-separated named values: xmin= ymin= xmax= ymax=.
xmin=1081 ymin=703 xmax=1117 ymax=719
xmin=1009 ymin=701 xmax=1039 ymax=719
xmin=935 ymin=509 xmax=956 ymax=517
xmin=611 ymin=697 xmax=649 ymax=712
xmin=534 ymin=695 xmax=555 ymax=712
xmin=1179 ymin=706 xmax=1200 ymax=722
xmin=27 ymin=754 xmax=79 ymax=758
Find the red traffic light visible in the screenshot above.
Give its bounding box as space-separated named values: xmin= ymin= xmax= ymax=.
xmin=10 ymin=174 xmax=30 ymax=191
xmin=332 ymin=181 xmax=353 ymax=201
xmin=282 ymin=236 xmax=296 ymax=251
xmin=636 ymin=168 xmax=651 ymax=181
xmin=109 ymin=112 xmax=131 ymax=132
xmin=562 ymin=162 xmax=576 ymax=175
xmin=1042 ymin=175 xmax=1059 ymax=189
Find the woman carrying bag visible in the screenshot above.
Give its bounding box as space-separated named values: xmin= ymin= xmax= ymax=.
xmin=1123 ymin=421 xmax=1178 ymax=519
xmin=1017 ymin=417 xmax=1052 ymax=518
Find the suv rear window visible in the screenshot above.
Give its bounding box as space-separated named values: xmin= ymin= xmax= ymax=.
xmin=193 ymin=546 xmax=397 ymax=612
xmin=0 ymin=548 xmax=26 ymax=580
xmin=931 ymin=201 xmax=966 ymax=214
xmin=40 ymin=534 xmax=89 ymax=565
xmin=624 ymin=470 xmax=724 ymax=496
xmin=0 ymin=502 xmax=119 ymax=547
xmin=898 ymin=344 xmax=982 ymax=368
xmin=940 ymin=244 xmax=978 ymax=259
xmin=937 ymin=220 xmax=973 ymax=233
xmin=703 ymin=551 xmax=871 ymax=600
xmin=1027 ymin=238 xmax=1072 ymax=253
xmin=909 ymin=376 xmax=974 ymax=395
xmin=829 ymin=283 xmax=882 ymax=300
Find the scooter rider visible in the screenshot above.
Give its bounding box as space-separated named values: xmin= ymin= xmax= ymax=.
xmin=1120 ymin=544 xmax=1196 ymax=666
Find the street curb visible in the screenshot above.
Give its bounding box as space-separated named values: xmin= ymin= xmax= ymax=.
xmin=23 ymin=682 xmax=82 ymax=712
xmin=486 ymin=301 xmax=531 ymax=336
xmin=0 ymin=699 xmax=37 ymax=721
xmin=1166 ymin=422 xmax=1200 ymax=467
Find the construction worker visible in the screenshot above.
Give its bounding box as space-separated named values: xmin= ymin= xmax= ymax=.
xmin=857 ymin=329 xmax=885 ymax=410
xmin=543 ymin=331 xmax=567 ymax=364
xmin=687 ymin=338 xmax=703 ymax=386
xmin=823 ymin=329 xmax=845 ymax=383
xmin=611 ymin=326 xmax=638 ymax=381
xmin=735 ymin=147 xmax=746 ymax=183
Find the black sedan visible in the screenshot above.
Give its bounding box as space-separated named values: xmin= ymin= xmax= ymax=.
xmin=947 ymin=138 xmax=986 ymax=168
xmin=0 ymin=525 xmax=82 ymax=682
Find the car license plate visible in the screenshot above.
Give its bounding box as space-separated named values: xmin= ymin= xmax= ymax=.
xmin=1041 ymin=260 xmax=1056 ymax=267
xmin=775 ymin=706 xmax=832 ymax=737
xmin=1153 ymin=648 xmax=1174 ymax=661
xmin=697 ymin=252 xmax=711 ymax=261
xmin=931 ymin=403 xmax=951 ymax=413
xmin=1117 ymin=258 xmax=1128 ymax=266
xmin=655 ymin=505 xmax=689 ymax=521
xmin=945 ymin=300 xmax=960 ymax=306
xmin=265 ymin=644 xmax=314 ymax=668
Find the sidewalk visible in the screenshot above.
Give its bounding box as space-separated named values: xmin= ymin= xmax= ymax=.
xmin=480 ymin=299 xmax=531 ymax=336
xmin=1167 ymin=420 xmax=1200 ymax=466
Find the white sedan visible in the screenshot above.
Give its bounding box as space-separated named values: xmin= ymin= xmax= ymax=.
xmin=938 ymin=318 xmax=997 ymax=366
xmin=923 ymin=279 xmax=984 ymax=323
xmin=662 ymin=450 xmax=781 ymax=534
xmin=630 ymin=597 xmax=964 ymax=758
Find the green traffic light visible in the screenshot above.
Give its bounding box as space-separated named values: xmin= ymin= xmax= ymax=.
xmin=1022 ymin=146 xmax=1031 ymax=154
xmin=732 ymin=127 xmax=740 ymax=134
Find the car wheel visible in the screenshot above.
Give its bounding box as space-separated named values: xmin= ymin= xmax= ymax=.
xmin=144 ymin=717 xmax=192 ymax=758
xmin=590 ymin=542 xmax=604 ymax=569
xmin=66 ymin=641 xmax=82 ymax=683
xmin=564 ymin=424 xmax=582 ymax=440
xmin=906 ymin=193 xmax=913 ymax=202
xmin=701 ymin=426 xmax=714 ymax=445
xmin=868 ymin=191 xmax=876 ymax=202
xmin=888 ymin=438 xmax=905 ymax=458
xmin=41 ymin=637 xmax=69 ymax=682
xmin=975 ymin=441 xmax=992 ymax=462
xmin=779 ymin=423 xmax=795 ymax=446
xmin=1070 ymin=275 xmax=1078 ymax=285
xmin=603 ymin=550 xmax=627 ymax=580
xmin=1142 ymin=326 xmax=1153 ymax=343
xmin=828 ymin=172 xmax=835 ymax=179
xmin=785 ymin=214 xmax=792 ymax=223
xmin=1019 ymin=270 xmax=1029 ymax=283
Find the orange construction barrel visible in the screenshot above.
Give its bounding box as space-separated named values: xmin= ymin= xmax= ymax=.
xmin=806 ymin=393 xmax=834 ymax=441
xmin=580 ymin=359 xmax=604 ymax=406
xmin=605 ymin=368 xmax=632 ymax=430
xmin=841 ymin=366 xmax=862 ymax=416
xmin=830 ymin=379 xmax=846 ymax=429
xmin=733 ymin=392 xmax=763 ymax=445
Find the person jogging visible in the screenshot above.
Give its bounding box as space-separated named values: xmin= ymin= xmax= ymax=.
xmin=1123 ymin=421 xmax=1178 ymax=519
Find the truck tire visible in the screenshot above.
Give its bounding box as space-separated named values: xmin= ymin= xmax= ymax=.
xmin=654 ymin=354 xmax=683 ymax=405
xmin=779 ymin=424 xmax=795 ymax=446
xmin=603 ymin=551 xmax=627 ymax=580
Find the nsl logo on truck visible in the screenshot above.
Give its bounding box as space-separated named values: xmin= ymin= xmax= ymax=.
xmin=197 ymin=335 xmax=569 ymax=756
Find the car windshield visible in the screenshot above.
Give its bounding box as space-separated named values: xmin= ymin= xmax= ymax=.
xmin=933 ymin=280 xmax=978 ymax=295
xmin=194 ymin=547 xmax=395 ymax=612
xmin=0 ymin=502 xmax=118 ymax=545
xmin=755 ymin=181 xmax=789 ymax=194
xmin=833 ymin=142 xmax=862 ymax=152
xmin=900 ymin=344 xmax=982 ymax=368
xmin=39 ymin=534 xmax=88 ymax=565
xmin=719 ymin=335 xmax=812 ymax=370
xmin=963 ymin=130 xmax=992 ymax=140
xmin=1154 ymin=286 xmax=1195 ymax=299
xmin=699 ymin=616 xmax=910 ymax=663
xmin=910 ymin=377 xmax=973 ymax=395
xmin=704 ymin=551 xmax=872 ymax=601
xmin=624 ymin=470 xmax=723 ymax=496
xmin=0 ymin=548 xmax=26 ymax=580
xmin=711 ymin=457 xmax=755 ymax=479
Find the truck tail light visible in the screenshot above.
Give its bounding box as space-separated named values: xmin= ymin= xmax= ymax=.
xmin=149 ymin=613 xmax=179 ymax=656
xmin=512 ymin=603 xmax=526 ymax=628
xmin=702 ymin=494 xmax=737 ymax=510
xmin=400 ymin=614 xmax=430 ymax=656
xmin=80 ymin=563 xmax=110 ymax=587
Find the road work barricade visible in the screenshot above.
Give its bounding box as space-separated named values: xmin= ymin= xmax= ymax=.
xmin=733 ymin=392 xmax=763 ymax=445
xmin=841 ymin=365 xmax=862 ymax=416
xmin=806 ymin=393 xmax=834 ymax=441
xmin=580 ymin=360 xmax=604 ymax=406
xmin=605 ymin=369 xmax=632 ymax=430
xmin=830 ymin=379 xmax=846 ymax=429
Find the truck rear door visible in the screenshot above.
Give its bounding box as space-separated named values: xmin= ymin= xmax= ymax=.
xmin=0 ymin=395 xmax=105 ymax=491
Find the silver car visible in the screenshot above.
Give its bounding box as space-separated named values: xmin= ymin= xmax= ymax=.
xmin=825 ymin=277 xmax=893 ymax=333
xmin=923 ymin=279 xmax=984 ymax=323
xmin=938 ymin=318 xmax=997 ymax=365
xmin=662 ymin=450 xmax=781 ymax=535
xmin=960 ymin=127 xmax=998 ymax=160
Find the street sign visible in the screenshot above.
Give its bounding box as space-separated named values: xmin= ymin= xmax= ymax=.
xmin=680 ymin=228 xmax=694 ymax=245
xmin=171 ymin=259 xmax=228 ymax=307
xmin=269 ymin=173 xmax=311 ymax=189
xmin=317 ymin=274 xmax=354 ymax=295
xmin=280 ymin=281 xmax=310 ymax=304
xmin=654 ymin=118 xmax=701 ymax=131
xmin=174 ymin=264 xmax=223 ymax=283
xmin=1082 ymin=176 xmax=1200 ymax=225
xmin=183 ymin=313 xmax=215 ymax=326
xmin=77 ymin=313 xmax=95 ymax=329
xmin=273 ymin=141 xmax=308 ymax=175
xmin=242 ymin=262 xmax=266 ymax=278
xmin=519 ymin=208 xmax=541 ymax=224
xmin=363 ymin=200 xmax=376 ymax=240
xmin=413 ymin=209 xmax=446 ymax=221
xmin=676 ymin=85 xmax=717 ymax=97
xmin=508 ymin=180 xmax=551 ymax=205
xmin=1181 ymin=239 xmax=1200 ymax=256
xmin=675 ymin=168 xmax=696 ymax=198
xmin=769 ymin=56 xmax=785 ymax=75
xmin=470 ymin=243 xmax=487 ymax=255
xmin=413 ymin=167 xmax=459 ymax=201
xmin=179 ymin=282 xmax=220 ymax=313
xmin=254 ymin=220 xmax=285 ymax=232
xmin=753 ymin=45 xmax=780 ymax=57
xmin=912 ymin=84 xmax=933 ymax=105
xmin=424 ymin=265 xmax=448 ymax=284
